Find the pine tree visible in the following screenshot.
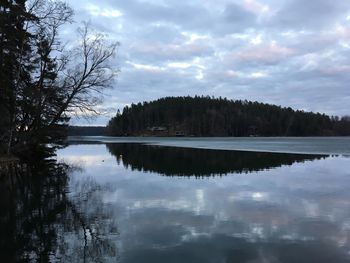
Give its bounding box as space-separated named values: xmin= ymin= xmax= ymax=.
xmin=0 ymin=0 xmax=35 ymax=153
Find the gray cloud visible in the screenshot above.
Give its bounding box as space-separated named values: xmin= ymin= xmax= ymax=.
xmin=224 ymin=3 xmax=257 ymax=27
xmin=273 ymin=0 xmax=350 ymax=30
xmin=66 ymin=0 xmax=350 ymax=125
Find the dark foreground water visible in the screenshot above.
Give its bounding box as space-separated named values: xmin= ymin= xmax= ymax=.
xmin=1 ymin=139 xmax=350 ymax=262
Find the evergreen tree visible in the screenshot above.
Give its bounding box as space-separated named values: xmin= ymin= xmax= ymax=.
xmin=106 ymin=96 xmax=350 ymax=137
xmin=0 ymin=0 xmax=34 ymax=153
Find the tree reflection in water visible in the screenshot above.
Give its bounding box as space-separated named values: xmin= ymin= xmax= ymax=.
xmin=106 ymin=143 xmax=327 ymax=177
xmin=0 ymin=157 xmax=118 ymax=262
xmin=0 ymin=144 xmax=344 ymax=263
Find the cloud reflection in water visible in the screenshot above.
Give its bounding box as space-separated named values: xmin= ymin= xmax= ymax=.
xmin=58 ymin=143 xmax=350 ymax=263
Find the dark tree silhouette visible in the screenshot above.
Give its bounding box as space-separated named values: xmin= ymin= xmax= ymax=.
xmin=106 ymin=96 xmax=350 ymax=137
xmin=0 ymin=0 xmax=118 ymax=156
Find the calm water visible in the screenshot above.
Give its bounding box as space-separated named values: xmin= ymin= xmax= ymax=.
xmin=1 ymin=138 xmax=350 ymax=262
xmin=69 ymin=136 xmax=350 ymax=155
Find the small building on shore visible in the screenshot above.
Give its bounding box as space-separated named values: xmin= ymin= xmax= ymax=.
xmin=175 ymin=131 xmax=185 ymax=137
xmin=144 ymin=126 xmax=169 ymax=136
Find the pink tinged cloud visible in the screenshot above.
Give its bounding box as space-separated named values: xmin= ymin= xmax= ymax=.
xmin=320 ymin=65 xmax=350 ymax=75
xmin=235 ymin=42 xmax=297 ymax=64
xmin=131 ymin=42 xmax=213 ymax=60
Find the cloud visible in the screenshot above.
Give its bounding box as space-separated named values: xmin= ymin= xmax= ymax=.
xmin=234 ymin=41 xmax=296 ymax=65
xmin=272 ymin=0 xmax=350 ymax=30
xmin=85 ymin=4 xmax=123 ymax=18
xmin=66 ymin=0 xmax=350 ymax=125
xmin=129 ymin=41 xmax=214 ymax=63
xmin=223 ymin=3 xmax=257 ymax=26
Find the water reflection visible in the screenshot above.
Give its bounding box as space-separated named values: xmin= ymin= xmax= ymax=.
xmin=2 ymin=143 xmax=350 ymax=263
xmin=106 ymin=143 xmax=327 ymax=177
xmin=61 ymin=144 xmax=350 ymax=263
xmin=0 ymin=158 xmax=118 ymax=262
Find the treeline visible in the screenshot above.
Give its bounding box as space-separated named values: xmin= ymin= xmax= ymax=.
xmin=68 ymin=126 xmax=106 ymax=136
xmin=106 ymin=96 xmax=350 ymax=136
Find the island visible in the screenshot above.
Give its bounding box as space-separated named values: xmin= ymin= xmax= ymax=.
xmin=106 ymin=96 xmax=350 ymax=137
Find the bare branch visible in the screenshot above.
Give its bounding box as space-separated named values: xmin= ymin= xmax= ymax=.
xmin=49 ymin=22 xmax=119 ymax=125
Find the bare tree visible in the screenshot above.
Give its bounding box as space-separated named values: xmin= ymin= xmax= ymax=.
xmin=49 ymin=23 xmax=119 ymax=126
xmin=17 ymin=0 xmax=74 ymax=134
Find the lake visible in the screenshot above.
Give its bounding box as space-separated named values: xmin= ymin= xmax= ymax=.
xmin=1 ymin=137 xmax=350 ymax=262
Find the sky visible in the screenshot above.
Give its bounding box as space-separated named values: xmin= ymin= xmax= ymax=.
xmin=65 ymin=0 xmax=350 ymax=125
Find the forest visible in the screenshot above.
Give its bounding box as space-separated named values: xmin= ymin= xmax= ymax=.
xmin=107 ymin=96 xmax=350 ymax=137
